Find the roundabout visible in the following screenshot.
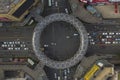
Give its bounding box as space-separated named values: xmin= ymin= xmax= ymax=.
xmin=32 ymin=13 xmax=88 ymax=69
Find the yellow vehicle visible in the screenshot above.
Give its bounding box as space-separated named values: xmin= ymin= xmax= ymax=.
xmin=84 ymin=64 xmax=100 ymax=80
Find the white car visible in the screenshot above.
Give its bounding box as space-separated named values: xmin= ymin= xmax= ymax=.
xmin=73 ymin=33 xmax=78 ymax=36
xmin=109 ymin=32 xmax=114 ymax=35
xmin=48 ymin=0 xmax=52 ymax=6
xmin=106 ymin=36 xmax=112 ymax=38
xmin=8 ymin=47 xmax=13 ymax=50
xmin=67 ymin=68 xmax=70 ymax=73
xmin=28 ymin=19 xmax=34 ymax=25
xmin=97 ymin=62 xmax=104 ymax=67
xmin=55 ymin=1 xmax=58 ymax=7
xmin=65 ymin=8 xmax=69 ymax=14
xmin=87 ymin=33 xmax=90 ymax=35
xmin=112 ymin=41 xmax=119 ymax=44
xmin=58 ymin=76 xmax=60 ymax=80
xmin=21 ymin=44 xmax=26 ymax=47
xmin=105 ymin=41 xmax=111 ymax=44
xmin=64 ymin=70 xmax=67 ymax=75
xmin=64 ymin=75 xmax=67 ymax=80
xmin=11 ymin=45 xmax=14 ymax=47
xmin=90 ymin=39 xmax=94 ymax=42
xmin=9 ymin=42 xmax=12 ymax=44
xmin=1 ymin=44 xmax=5 ymax=47
xmin=24 ymin=48 xmax=29 ymax=50
xmin=102 ymin=32 xmax=107 ymax=35
xmin=88 ymin=36 xmax=92 ymax=38
xmin=54 ymin=73 xmax=57 ymax=78
xmin=4 ymin=45 xmax=7 ymax=47
xmin=101 ymin=39 xmax=105 ymax=42
xmin=116 ymin=33 xmax=119 ymax=35
xmin=15 ymin=47 xmax=21 ymax=50
xmin=4 ymin=42 xmax=7 ymax=44
xmin=91 ymin=42 xmax=95 ymax=45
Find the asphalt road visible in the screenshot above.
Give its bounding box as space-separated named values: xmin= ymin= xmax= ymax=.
xmin=40 ymin=21 xmax=80 ymax=61
xmin=85 ymin=24 xmax=120 ymax=56
xmin=44 ymin=65 xmax=77 ymax=80
xmin=41 ymin=0 xmax=79 ymax=79
xmin=0 ymin=27 xmax=34 ymax=54
xmin=0 ymin=24 xmax=120 ymax=80
xmin=0 ymin=0 xmax=120 ymax=80
xmin=42 ymin=0 xmax=72 ymax=16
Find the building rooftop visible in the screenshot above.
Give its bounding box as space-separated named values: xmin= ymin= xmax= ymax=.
xmin=0 ymin=0 xmax=21 ymax=14
xmin=94 ymin=67 xmax=114 ymax=80
xmin=6 ymin=78 xmax=26 ymax=80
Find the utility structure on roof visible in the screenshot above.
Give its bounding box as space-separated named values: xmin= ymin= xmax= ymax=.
xmin=0 ymin=0 xmax=38 ymax=21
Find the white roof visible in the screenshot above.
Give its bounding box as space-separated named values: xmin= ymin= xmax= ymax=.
xmin=109 ymin=0 xmax=120 ymax=2
xmin=97 ymin=62 xmax=104 ymax=67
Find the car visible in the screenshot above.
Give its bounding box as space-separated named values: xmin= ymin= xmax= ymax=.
xmin=14 ymin=48 xmax=18 ymax=50
xmin=88 ymin=36 xmax=92 ymax=38
xmin=86 ymin=5 xmax=98 ymax=15
xmin=101 ymin=39 xmax=106 ymax=42
xmin=11 ymin=45 xmax=14 ymax=47
xmin=54 ymin=73 xmax=57 ymax=78
xmin=64 ymin=75 xmax=67 ymax=80
xmin=4 ymin=42 xmax=7 ymax=44
xmin=67 ymin=68 xmax=70 ymax=73
xmin=113 ymin=41 xmax=116 ymax=44
xmin=64 ymin=70 xmax=67 ymax=75
xmin=58 ymin=76 xmax=60 ymax=80
xmin=4 ymin=45 xmax=7 ymax=47
xmin=7 ymin=45 xmax=10 ymax=47
xmin=65 ymin=8 xmax=69 ymax=14
xmin=28 ymin=19 xmax=34 ymax=25
xmin=105 ymin=41 xmax=111 ymax=44
xmin=1 ymin=44 xmax=5 ymax=47
xmin=106 ymin=36 xmax=112 ymax=38
xmin=90 ymin=39 xmax=94 ymax=42
xmin=9 ymin=42 xmax=12 ymax=44
xmin=97 ymin=62 xmax=104 ymax=67
xmin=55 ymin=1 xmax=58 ymax=7
xmin=48 ymin=0 xmax=52 ymax=6
xmin=44 ymin=44 xmax=49 ymax=47
xmin=24 ymin=48 xmax=29 ymax=50
xmin=116 ymin=32 xmax=119 ymax=35
xmin=91 ymin=42 xmax=95 ymax=45
xmin=109 ymin=32 xmax=113 ymax=35
xmin=8 ymin=47 xmax=13 ymax=50
xmin=73 ymin=33 xmax=79 ymax=36
xmin=20 ymin=44 xmax=26 ymax=47
xmin=17 ymin=41 xmax=20 ymax=44
xmin=102 ymin=32 xmax=107 ymax=35
xmin=87 ymin=33 xmax=90 ymax=35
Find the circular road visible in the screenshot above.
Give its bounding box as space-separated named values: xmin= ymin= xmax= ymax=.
xmin=32 ymin=13 xmax=88 ymax=69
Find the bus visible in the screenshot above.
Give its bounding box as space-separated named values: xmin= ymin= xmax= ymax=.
xmin=84 ymin=62 xmax=104 ymax=80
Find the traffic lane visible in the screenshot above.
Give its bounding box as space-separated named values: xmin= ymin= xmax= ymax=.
xmin=42 ymin=7 xmax=70 ymax=16
xmin=42 ymin=0 xmax=72 ymax=16
xmin=0 ymin=27 xmax=33 ymax=39
xmin=56 ymin=0 xmax=72 ymax=13
xmin=86 ymin=44 xmax=120 ymax=56
xmin=44 ymin=66 xmax=76 ymax=80
xmin=0 ymin=27 xmax=33 ymax=53
xmin=84 ymin=24 xmax=120 ymax=32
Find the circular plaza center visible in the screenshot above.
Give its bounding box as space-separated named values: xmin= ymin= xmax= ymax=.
xmin=40 ymin=21 xmax=80 ymax=61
